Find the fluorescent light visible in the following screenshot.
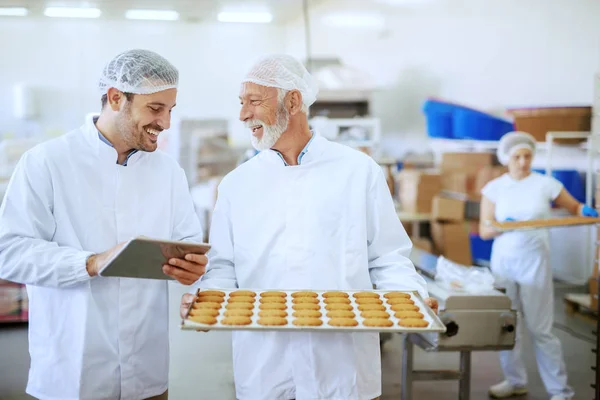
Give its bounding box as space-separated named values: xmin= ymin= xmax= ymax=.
xmin=44 ymin=7 xmax=101 ymax=18
xmin=125 ymin=9 xmax=179 ymax=21
xmin=217 ymin=11 xmax=273 ymax=23
xmin=0 ymin=7 xmax=28 ymax=16
xmin=323 ymin=13 xmax=385 ymax=29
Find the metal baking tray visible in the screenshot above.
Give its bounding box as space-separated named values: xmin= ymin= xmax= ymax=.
xmin=181 ymin=289 xmax=446 ymax=333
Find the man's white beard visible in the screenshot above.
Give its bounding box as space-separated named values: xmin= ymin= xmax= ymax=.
xmin=247 ymin=107 xmax=289 ymax=151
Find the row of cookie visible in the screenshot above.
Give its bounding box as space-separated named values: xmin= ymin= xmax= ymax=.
xmin=188 ymin=315 xmax=429 ymax=328
xmin=196 ymin=290 xmax=413 ymax=301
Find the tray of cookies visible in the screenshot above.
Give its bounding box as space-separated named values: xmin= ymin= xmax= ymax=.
xmin=181 ymin=289 xmax=446 ymax=333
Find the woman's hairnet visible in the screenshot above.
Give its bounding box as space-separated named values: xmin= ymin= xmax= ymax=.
xmin=497 ymin=131 xmax=537 ymax=165
xmin=98 ymin=49 xmax=179 ymax=95
xmin=241 ymin=54 xmax=319 ymax=107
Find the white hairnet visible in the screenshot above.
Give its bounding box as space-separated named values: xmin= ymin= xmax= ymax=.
xmin=497 ymin=131 xmax=536 ymax=165
xmin=242 ymin=54 xmax=319 ymax=107
xmin=98 ymin=49 xmax=178 ymax=95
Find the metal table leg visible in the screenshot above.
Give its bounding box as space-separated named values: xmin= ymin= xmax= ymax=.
xmin=401 ymin=334 xmax=413 ymax=400
xmin=459 ymin=351 xmax=471 ymax=400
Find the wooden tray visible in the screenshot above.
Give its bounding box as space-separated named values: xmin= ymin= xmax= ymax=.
xmin=487 ymin=216 xmax=600 ymax=232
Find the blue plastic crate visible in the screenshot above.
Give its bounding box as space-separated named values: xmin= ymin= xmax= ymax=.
xmin=453 ymin=109 xmax=514 ymax=141
xmin=422 ymin=99 xmax=456 ymax=139
xmin=469 ymin=233 xmax=493 ymax=262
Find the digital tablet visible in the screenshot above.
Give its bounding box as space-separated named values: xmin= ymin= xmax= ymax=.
xmin=99 ymin=237 xmax=211 ymax=280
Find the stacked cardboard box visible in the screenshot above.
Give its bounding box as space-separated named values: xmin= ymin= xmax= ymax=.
xmin=396 ymin=170 xmax=442 ymax=213
xmin=440 ymin=152 xmax=505 ymax=198
xmin=430 ymin=195 xmax=473 ymax=266
xmin=0 ymin=279 xmax=23 ymax=323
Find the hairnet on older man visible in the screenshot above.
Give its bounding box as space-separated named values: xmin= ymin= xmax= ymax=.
xmin=98 ymin=49 xmax=179 ymax=95
xmin=241 ymin=54 xmax=319 ymax=107
xmin=497 ymin=131 xmax=537 ymax=165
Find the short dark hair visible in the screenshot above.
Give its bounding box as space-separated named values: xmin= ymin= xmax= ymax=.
xmin=101 ymin=92 xmax=135 ymax=109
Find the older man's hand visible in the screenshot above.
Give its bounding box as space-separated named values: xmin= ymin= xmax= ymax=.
xmin=163 ymin=253 xmax=208 ymax=285
xmin=425 ymin=297 xmax=439 ymax=314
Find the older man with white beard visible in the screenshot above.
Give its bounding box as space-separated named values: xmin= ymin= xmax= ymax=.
xmin=181 ymin=54 xmax=437 ymax=400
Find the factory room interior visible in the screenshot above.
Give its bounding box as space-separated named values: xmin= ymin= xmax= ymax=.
xmin=0 ymin=0 xmax=599 ymax=399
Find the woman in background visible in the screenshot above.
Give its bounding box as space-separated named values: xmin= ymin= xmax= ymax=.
xmin=479 ymin=131 xmax=597 ymax=400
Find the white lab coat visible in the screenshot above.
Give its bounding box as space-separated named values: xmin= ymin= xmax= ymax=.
xmin=0 ymin=115 xmax=203 ymax=400
xmin=482 ymin=173 xmax=574 ymax=398
xmin=199 ymin=135 xmax=428 ymax=400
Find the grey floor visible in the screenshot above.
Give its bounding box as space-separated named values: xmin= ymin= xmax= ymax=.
xmin=0 ymin=281 xmax=595 ymax=400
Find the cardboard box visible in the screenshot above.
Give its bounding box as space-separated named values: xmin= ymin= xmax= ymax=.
xmin=590 ymin=277 xmax=598 ymax=311
xmin=474 ymin=166 xmax=508 ymax=195
xmin=440 ymin=152 xmax=495 ymax=172
xmin=412 ymin=238 xmax=433 ymax=253
xmin=431 ymin=222 xmax=473 ymax=266
xmin=432 ymin=196 xmax=465 ymax=222
xmin=397 ymin=170 xmax=442 ymax=213
xmin=0 ymin=284 xmax=22 ymax=322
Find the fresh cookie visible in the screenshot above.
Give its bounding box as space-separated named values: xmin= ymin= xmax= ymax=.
xmin=355 ymin=298 xmax=383 ymax=305
xmin=193 ymin=302 xmax=221 ymax=310
xmin=260 ymin=291 xmax=287 ymax=298
xmin=291 ymin=291 xmax=318 ymax=298
xmin=225 ymin=302 xmax=254 ymax=310
xmin=228 ymin=296 xmax=255 ymax=303
xmin=293 ymin=318 xmax=323 ymax=327
xmin=225 ymin=309 xmax=254 ymax=317
xmin=259 ymin=310 xmax=288 ymax=318
xmin=292 ymin=310 xmax=322 ymax=318
xmin=259 ymin=303 xmax=287 ymax=310
xmin=328 ymin=318 xmax=358 ymax=327
xmin=399 ymin=318 xmax=429 ymax=328
xmin=387 ymin=298 xmax=415 ymax=305
xmin=384 ymin=292 xmax=411 ymax=299
xmin=189 ymin=308 xmax=220 ymax=317
xmin=229 ymin=290 xmax=257 ymax=298
xmin=196 ymin=296 xmax=225 ymax=304
xmin=361 ymin=310 xmax=390 ymax=319
xmin=221 ymin=316 xmax=252 ymax=326
xmin=323 ymin=291 xmax=349 ymax=298
xmin=259 ymin=297 xmax=286 ymax=304
xmin=363 ymin=318 xmax=393 ymax=327
xmin=258 ymin=317 xmax=288 ymax=326
xmin=358 ymin=304 xmax=386 ymax=312
xmin=197 ymin=290 xmax=226 ymax=297
xmin=394 ymin=311 xmax=424 ymax=319
xmin=326 ymin=310 xmax=355 ymax=318
xmin=324 ymin=297 xmax=351 ymax=305
xmin=292 ymin=297 xmax=319 ymax=304
xmin=352 ymin=292 xmax=380 ymax=299
xmin=325 ymin=304 xmax=353 ymax=311
xmin=189 ymin=315 xmax=218 ymax=325
xmin=292 ymin=303 xmax=320 ymax=311
xmin=391 ymin=304 xmax=419 ymax=312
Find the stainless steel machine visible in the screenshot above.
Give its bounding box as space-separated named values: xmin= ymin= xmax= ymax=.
xmin=401 ymin=249 xmax=517 ymax=400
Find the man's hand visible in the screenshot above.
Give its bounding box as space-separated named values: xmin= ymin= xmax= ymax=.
xmin=424 ymin=297 xmax=439 ymax=314
xmin=163 ymin=253 xmax=208 ymax=285
xmin=86 ymin=242 xmax=127 ymax=277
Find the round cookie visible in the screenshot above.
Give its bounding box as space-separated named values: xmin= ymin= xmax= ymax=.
xmin=229 ymin=290 xmax=257 ymax=298
xmin=259 ymin=310 xmax=288 ymax=318
xmin=363 ymin=318 xmax=393 ymax=327
xmin=197 ymin=290 xmax=226 ymax=298
xmin=391 ymin=304 xmax=419 ymax=312
xmin=399 ymin=318 xmax=429 ymax=328
xmin=228 ymin=296 xmax=255 ymax=303
xmin=352 ymin=292 xmax=380 ymax=299
xmin=259 ymin=303 xmax=287 ymax=310
xmin=293 ymin=303 xmax=320 ymax=311
xmin=291 ymin=291 xmax=318 ymax=298
xmin=221 ymin=316 xmax=252 ymax=326
xmin=259 ymin=297 xmax=286 ymax=304
xmin=394 ymin=311 xmax=424 ymax=320
xmin=196 ymin=296 xmax=225 ymax=304
xmin=260 ymin=291 xmax=287 ymax=298
xmin=193 ymin=302 xmax=221 ymax=310
xmin=324 ymin=297 xmax=351 ymax=305
xmin=189 ymin=308 xmax=220 ymax=317
xmin=358 ymin=304 xmax=386 ymax=312
xmin=361 ymin=310 xmax=390 ymax=319
xmin=293 ymin=318 xmax=323 ymax=327
xmin=384 ymin=292 xmax=411 ymax=299
xmin=323 ymin=291 xmax=349 ymax=298
xmin=293 ymin=310 xmax=322 ymax=318
xmin=292 ymin=297 xmax=319 ymax=305
xmin=325 ymin=304 xmax=353 ymax=311
xmin=355 ymin=298 xmax=383 ymax=305
xmin=258 ymin=317 xmax=288 ymax=326
xmin=189 ymin=315 xmax=217 ymax=325
xmin=328 ymin=318 xmax=358 ymax=327
xmin=326 ymin=310 xmax=355 ymax=318
xmin=225 ymin=302 xmax=254 ymax=310
xmin=387 ymin=298 xmax=415 ymax=305
xmin=225 ymin=309 xmax=253 ymax=317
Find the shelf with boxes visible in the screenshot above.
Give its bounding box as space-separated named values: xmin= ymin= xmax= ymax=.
xmin=0 ymin=280 xmax=27 ymax=324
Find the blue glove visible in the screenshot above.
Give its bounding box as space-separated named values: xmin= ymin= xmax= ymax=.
xmin=504 ymin=218 xmax=516 ymax=222
xmin=582 ymin=205 xmax=599 ymax=217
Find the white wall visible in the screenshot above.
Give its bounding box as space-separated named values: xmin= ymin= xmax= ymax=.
xmin=286 ymin=0 xmax=600 ymax=157
xmin=0 ymin=19 xmax=285 ymax=137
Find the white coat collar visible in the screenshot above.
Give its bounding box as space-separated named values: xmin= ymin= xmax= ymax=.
xmin=82 ymin=113 xmax=145 ymax=166
xmin=262 ymin=131 xmax=327 ymax=167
